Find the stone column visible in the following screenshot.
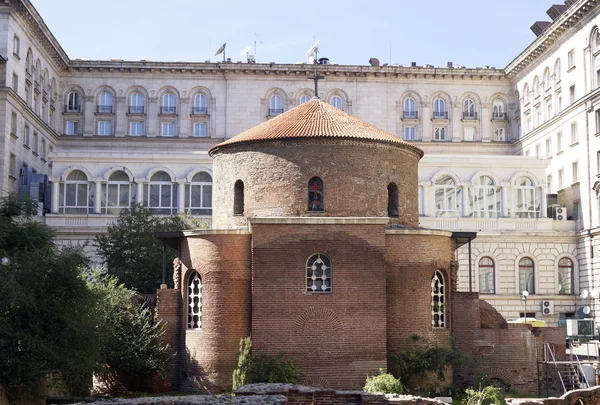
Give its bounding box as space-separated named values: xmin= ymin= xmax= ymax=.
xmin=51 ymin=179 xmax=60 ymax=214
xmin=461 ymin=183 xmax=469 ymax=217
xmin=177 ymin=180 xmax=186 ymax=214
xmin=425 ymin=181 xmax=435 ymax=217
xmin=421 ymin=102 xmax=432 ymax=142
xmin=135 ymin=181 xmax=145 ymax=205
xmin=148 ymin=97 xmax=158 ymax=137
xmin=179 ymin=98 xmax=189 ymax=138
xmin=93 ymin=181 xmax=102 ymax=214
xmin=115 ymin=96 xmax=126 ymax=137
xmin=540 ymin=183 xmax=548 ymax=218
xmin=500 ymin=182 xmax=510 ymax=218
xmin=419 ymin=184 xmax=427 ymax=216
xmin=83 ymin=95 xmax=94 ymax=136
xmin=481 ymin=102 xmax=491 ymax=142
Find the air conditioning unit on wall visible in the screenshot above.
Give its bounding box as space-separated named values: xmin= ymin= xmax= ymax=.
xmin=541 ymin=300 xmax=554 ymax=315
xmin=553 ymin=206 xmax=567 ymax=221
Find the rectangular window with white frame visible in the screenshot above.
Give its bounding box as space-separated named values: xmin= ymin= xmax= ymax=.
xmin=463 ymin=126 xmax=476 ymax=141
xmin=194 ymin=123 xmax=207 ymax=137
xmin=569 ymin=85 xmax=575 ymax=104
xmin=65 ymin=120 xmax=79 ymax=135
xmin=12 ymin=73 xmax=18 ymax=93
xmin=404 ymin=126 xmax=416 ymax=140
xmin=494 ymin=128 xmax=505 ymax=142
xmin=572 ymin=161 xmax=579 ymax=184
xmin=596 ymin=110 xmax=600 ymax=134
xmin=568 ymin=49 xmax=575 ymax=69
xmin=129 ymin=121 xmax=143 ymax=136
xmin=558 ymin=168 xmax=564 ymax=190
xmin=41 ymin=139 xmax=46 ymax=160
xmin=32 ymin=132 xmax=38 ymax=155
xmin=9 ymin=154 xmax=16 ymax=177
xmin=98 ymin=121 xmax=112 ymax=135
xmin=434 ymin=127 xmax=447 ymax=141
xmin=557 ymin=132 xmax=563 ymax=152
xmin=24 ymin=124 xmax=30 ymax=147
xmin=547 ymin=174 xmax=553 ymax=194
xmin=571 ymin=122 xmax=578 ymax=144
xmin=11 ymin=112 xmax=17 ymax=137
xmin=545 ymin=137 xmax=552 ymax=157
xmin=162 ymin=122 xmax=175 ymax=137
xmin=13 ymin=35 xmax=19 ymax=57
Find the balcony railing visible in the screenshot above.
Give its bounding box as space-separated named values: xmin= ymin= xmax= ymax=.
xmin=96 ymin=105 xmax=113 ymax=114
xmin=160 ymin=106 xmax=177 ymax=115
xmin=403 ymin=111 xmax=419 ymax=119
xmin=432 ymin=111 xmax=448 ymax=119
xmin=128 ymin=106 xmax=145 ymax=114
xmin=268 ymin=108 xmax=283 ymax=116
xmin=64 ymin=105 xmax=81 ymax=113
xmin=492 ymin=112 xmax=507 ymax=120
xmin=192 ymin=106 xmax=208 ymax=115
xmin=462 ymin=112 xmax=478 ymax=120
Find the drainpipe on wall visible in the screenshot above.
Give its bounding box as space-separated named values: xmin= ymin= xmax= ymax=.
xmin=468 ymin=237 xmax=473 ymax=293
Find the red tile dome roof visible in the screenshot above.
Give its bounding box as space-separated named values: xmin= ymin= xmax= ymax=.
xmin=209 ymin=98 xmax=424 ymax=157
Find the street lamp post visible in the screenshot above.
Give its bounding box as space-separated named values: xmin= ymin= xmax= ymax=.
xmin=521 ymin=290 xmax=529 ymax=323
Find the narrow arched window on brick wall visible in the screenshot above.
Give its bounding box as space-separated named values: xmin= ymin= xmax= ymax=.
xmin=306 ymin=254 xmax=331 ymax=293
xmin=388 ymin=183 xmax=399 ymax=217
xmin=234 ymin=180 xmax=244 ymax=215
xmin=431 ymin=271 xmax=445 ymax=328
xmin=188 ymin=271 xmax=202 ymax=329
xmin=308 ymin=177 xmax=324 ymax=212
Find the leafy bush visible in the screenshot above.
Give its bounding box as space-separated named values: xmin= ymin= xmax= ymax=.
xmin=462 ymin=386 xmax=503 ymax=405
xmin=232 ymin=337 xmax=304 ymax=390
xmin=364 ymin=369 xmax=405 ymax=394
xmin=388 ymin=335 xmax=470 ymax=389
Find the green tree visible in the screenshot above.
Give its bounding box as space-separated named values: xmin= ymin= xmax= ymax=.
xmin=96 ymin=204 xmax=200 ymax=294
xmin=0 ymin=194 xmax=102 ymax=398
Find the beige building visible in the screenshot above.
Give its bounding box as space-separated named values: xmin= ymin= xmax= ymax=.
xmin=0 ymin=0 xmax=598 ymax=329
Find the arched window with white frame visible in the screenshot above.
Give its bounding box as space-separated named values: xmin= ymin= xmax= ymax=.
xmin=130 ymin=92 xmax=144 ymax=114
xmin=533 ymin=76 xmax=540 ymax=98
xmin=185 ymin=172 xmax=212 ymax=215
xmin=492 ymin=99 xmax=506 ymax=120
xmin=513 ymin=176 xmax=540 ymax=218
xmin=330 ymin=95 xmax=343 ymax=110
xmin=403 ymin=97 xmax=417 ymax=119
xmin=306 ymin=253 xmax=332 ymax=293
xmin=518 ymin=257 xmax=535 ymax=294
xmin=434 ymin=175 xmax=461 ymax=217
xmin=193 ymin=94 xmax=207 ymax=115
xmin=269 ymin=94 xmax=283 ymax=116
xmin=147 ymin=171 xmax=176 ymax=215
xmin=431 ymin=271 xmax=445 ymax=328
xmin=299 ymin=94 xmax=311 ymax=104
xmin=558 ymin=257 xmax=574 ymax=295
xmin=60 ymin=170 xmax=92 ymax=214
xmin=188 ymin=271 xmax=202 ymax=329
xmin=98 ymin=92 xmax=112 ymax=113
xmin=479 ymin=257 xmax=495 ymax=294
xmin=433 ymin=98 xmax=447 ymax=119
xmin=66 ymin=91 xmax=81 ymax=113
xmin=161 ymin=93 xmax=176 ymax=114
xmin=462 ymin=98 xmax=476 ymax=119
xmin=523 ymin=84 xmax=530 ymax=105
xmin=102 ymin=171 xmax=132 ymax=214
xmin=468 ymin=175 xmax=500 ymax=218
xmin=554 ymin=59 xmax=561 ymax=85
xmin=592 ymin=28 xmax=600 ymax=89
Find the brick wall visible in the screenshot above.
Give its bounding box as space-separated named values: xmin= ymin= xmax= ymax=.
xmin=156 ymin=288 xmax=181 ymax=391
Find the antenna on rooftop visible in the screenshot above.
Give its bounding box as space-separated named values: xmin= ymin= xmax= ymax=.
xmin=306 ymin=40 xmax=320 ymax=64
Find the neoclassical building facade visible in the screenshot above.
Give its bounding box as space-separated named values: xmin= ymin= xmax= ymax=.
xmin=0 ymin=0 xmax=598 ymax=325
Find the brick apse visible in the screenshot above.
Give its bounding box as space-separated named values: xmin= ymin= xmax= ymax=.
xmin=155 ymin=99 xmax=565 ymax=393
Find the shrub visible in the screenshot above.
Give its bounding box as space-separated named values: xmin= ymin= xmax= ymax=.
xmin=364 ymin=369 xmax=405 ymax=395
xmin=232 ymin=337 xmax=252 ymax=390
xmin=462 ymin=386 xmax=503 ymax=405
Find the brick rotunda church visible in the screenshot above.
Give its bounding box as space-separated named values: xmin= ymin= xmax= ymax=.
xmin=155 ymin=97 xmax=563 ymax=393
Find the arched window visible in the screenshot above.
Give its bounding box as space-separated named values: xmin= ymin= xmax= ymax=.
xmin=193 ymin=94 xmax=207 ymax=114
xmin=388 ymin=183 xmax=399 ymax=217
xmin=306 ymin=253 xmax=332 ymax=293
xmin=299 ymin=95 xmax=311 ymax=104
xmin=130 ymin=92 xmax=144 ymax=114
xmin=469 ymin=175 xmax=500 ymax=218
xmin=519 ymin=257 xmax=535 ymax=294
xmin=269 ymin=94 xmax=283 ymax=116
xmin=25 ymin=49 xmax=32 ymax=73
xmin=523 ymin=84 xmax=530 ymax=104
xmin=463 ymin=98 xmax=476 ymax=119
xmin=592 ymin=28 xmax=600 ymax=89
xmin=479 ymin=257 xmax=495 ymax=293
xmin=492 ymin=99 xmax=505 ymax=120
xmin=433 ymin=98 xmax=447 ymax=119
xmin=103 ymin=171 xmax=132 ymax=214
xmin=187 ymin=271 xmax=202 ymax=329
xmin=147 ymin=171 xmax=176 ymax=215
xmin=330 ymin=95 xmax=343 ymax=110
xmin=434 ymin=175 xmax=461 ymax=217
xmin=66 ymin=91 xmax=80 ymax=112
xmin=308 ymin=177 xmax=324 ymax=212
xmin=162 ymin=93 xmax=176 ymax=114
xmin=431 ymin=271 xmax=445 ymax=328
xmin=514 ymin=177 xmax=539 ymax=218
xmin=185 ymin=172 xmax=212 ymax=215
xmin=558 ymin=258 xmax=574 ymax=295
xmin=60 ymin=170 xmax=92 ymax=214
xmin=404 ymin=97 xmax=417 ymax=118
xmin=533 ymin=76 xmax=540 ymax=98
xmin=98 ymin=92 xmax=112 ymax=113
xmin=554 ymin=59 xmax=561 ymax=85
xmin=234 ymin=180 xmax=244 ymax=215
xmin=543 ymin=68 xmax=551 ymax=91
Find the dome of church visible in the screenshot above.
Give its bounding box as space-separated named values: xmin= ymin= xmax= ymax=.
xmin=209 ymin=98 xmax=423 ymax=157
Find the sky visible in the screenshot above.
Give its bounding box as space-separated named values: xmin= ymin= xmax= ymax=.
xmin=32 ymin=0 xmax=554 ymax=68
